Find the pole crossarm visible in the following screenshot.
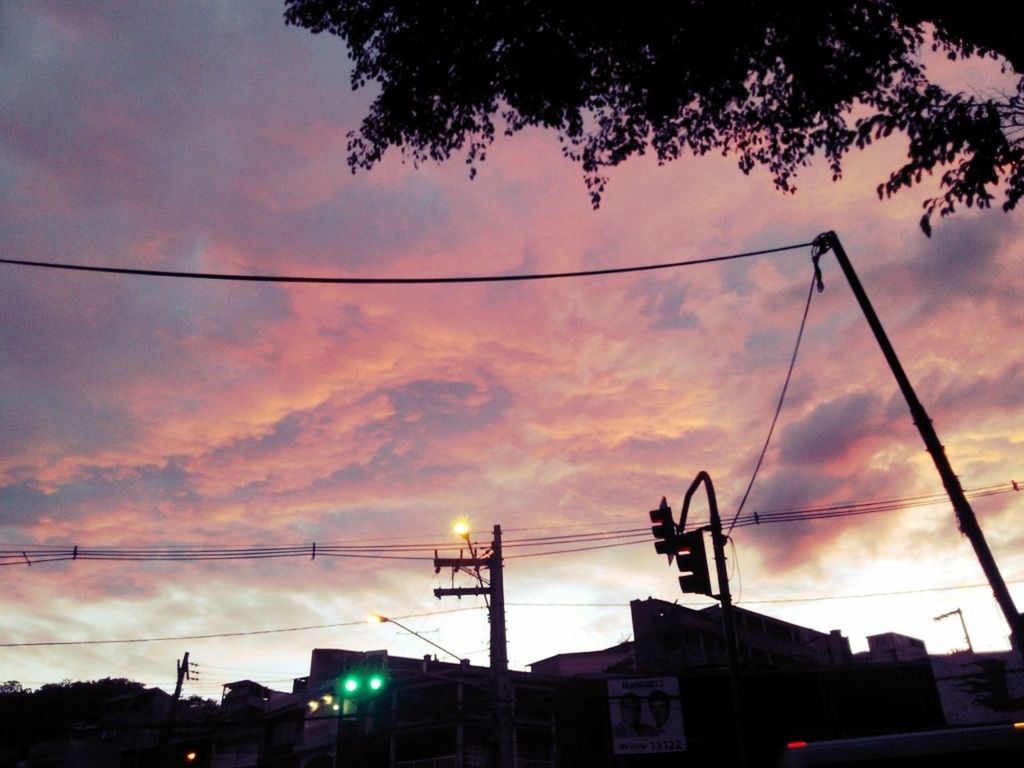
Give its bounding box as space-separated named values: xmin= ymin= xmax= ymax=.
xmin=433 ymin=587 xmax=491 ymax=598
xmin=433 ymin=557 xmax=491 ymax=569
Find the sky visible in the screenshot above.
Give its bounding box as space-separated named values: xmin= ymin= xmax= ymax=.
xmin=1 ymin=2 xmax=1022 ymax=700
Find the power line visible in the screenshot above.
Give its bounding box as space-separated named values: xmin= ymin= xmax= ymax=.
xmin=738 ymin=578 xmax=1024 ymax=605
xmin=502 ymin=528 xmax=651 ymax=547
xmin=727 ymin=268 xmax=819 ymax=534
xmin=8 ymin=579 xmax=1024 ymax=650
xmin=3 ymin=480 xmax=1017 ymax=568
xmin=0 ymin=529 xmax=656 ymax=566
xmin=508 ymin=482 xmax=1019 ymax=556
xmin=0 ymin=606 xmax=485 ymax=648
xmin=525 ymin=577 xmax=1024 ymax=605
xmin=746 ymin=483 xmax=1011 ymax=518
xmin=505 ymin=537 xmax=652 ymax=559
xmin=0 ymin=242 xmax=813 ymax=285
xmin=508 ymin=602 xmax=629 ymax=608
xmin=728 ymin=481 xmax=1019 ymax=529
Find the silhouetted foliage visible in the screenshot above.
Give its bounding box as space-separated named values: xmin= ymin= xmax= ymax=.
xmin=0 ymin=678 xmax=145 ymax=768
xmin=284 ymin=1 xmax=1024 ymax=234
xmin=181 ymin=693 xmax=221 ymax=718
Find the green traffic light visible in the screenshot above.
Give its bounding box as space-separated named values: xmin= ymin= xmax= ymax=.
xmin=337 ymin=672 xmax=386 ymax=698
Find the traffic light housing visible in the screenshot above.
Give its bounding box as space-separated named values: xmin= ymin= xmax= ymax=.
xmin=676 ymin=529 xmax=713 ymax=596
xmin=650 ymin=497 xmax=678 ymax=563
xmin=339 ymin=670 xmax=386 ymax=698
xmin=336 ymin=650 xmax=389 ymax=701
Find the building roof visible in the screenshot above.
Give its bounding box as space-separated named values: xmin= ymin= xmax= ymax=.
xmin=529 ymin=642 xmax=635 ymax=676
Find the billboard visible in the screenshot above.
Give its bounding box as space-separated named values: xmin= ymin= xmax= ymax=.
xmin=607 ymin=677 xmax=686 ymax=755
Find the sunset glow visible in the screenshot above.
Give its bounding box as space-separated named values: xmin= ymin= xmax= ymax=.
xmin=1 ymin=2 xmax=1022 ymax=700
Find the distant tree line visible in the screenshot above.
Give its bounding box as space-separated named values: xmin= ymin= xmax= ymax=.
xmin=0 ymin=679 xmax=215 ymax=768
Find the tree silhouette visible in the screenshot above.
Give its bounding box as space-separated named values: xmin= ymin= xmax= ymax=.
xmin=284 ymin=1 xmax=1023 ymax=234
xmin=0 ymin=678 xmax=145 ymax=768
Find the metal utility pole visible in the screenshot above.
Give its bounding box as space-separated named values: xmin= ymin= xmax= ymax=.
xmin=813 ymin=231 xmax=1024 ymax=656
xmin=680 ymin=472 xmax=746 ymax=768
xmin=434 ymin=525 xmax=513 ymax=768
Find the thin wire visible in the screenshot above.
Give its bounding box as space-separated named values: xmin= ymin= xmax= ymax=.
xmin=730 ymin=482 xmax=1018 ymax=528
xmin=3 ymin=481 xmax=1017 ymax=567
xmin=7 ymin=580 xmax=1021 ymax=649
xmin=503 ymin=528 xmax=650 ymax=547
xmin=505 ymin=538 xmax=651 ymax=559
xmin=729 ymin=535 xmax=742 ymax=603
xmin=726 ymin=269 xmax=818 ymax=534
xmin=739 ymin=579 xmax=1024 ymax=605
xmin=0 ymin=532 xmax=654 ymax=566
xmin=507 ymin=602 xmax=628 ymax=608
xmin=0 ymin=606 xmax=484 ymax=648
xmin=0 ymin=242 xmax=813 ymax=285
xmin=746 ymin=482 xmax=1011 ymax=517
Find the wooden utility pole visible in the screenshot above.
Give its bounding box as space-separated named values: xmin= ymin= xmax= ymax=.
xmin=434 ymin=525 xmax=513 ymax=768
xmin=158 ymin=651 xmax=190 ymax=760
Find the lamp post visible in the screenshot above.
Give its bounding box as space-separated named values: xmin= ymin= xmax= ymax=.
xmin=367 ymin=613 xmax=464 ymax=663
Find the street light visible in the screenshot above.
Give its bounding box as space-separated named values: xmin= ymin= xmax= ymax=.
xmin=367 ymin=613 xmax=464 ymax=663
xmin=451 ymin=519 xmax=485 ymax=569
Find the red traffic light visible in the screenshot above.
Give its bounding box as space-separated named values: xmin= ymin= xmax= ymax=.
xmin=676 ymin=529 xmax=713 ymax=596
xmin=650 ymin=497 xmax=678 ymax=562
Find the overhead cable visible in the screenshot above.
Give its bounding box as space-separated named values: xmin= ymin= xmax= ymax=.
xmin=0 ymin=606 xmax=485 ymax=648
xmin=0 ymin=241 xmax=814 ymax=285
xmin=6 ymin=579 xmax=1023 ymax=650
xmin=726 ymin=266 xmax=819 ymax=535
xmin=2 ymin=481 xmax=1016 ymax=568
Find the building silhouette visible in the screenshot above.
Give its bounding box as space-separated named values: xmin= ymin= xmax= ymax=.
xmin=15 ymin=597 xmax=1023 ymax=767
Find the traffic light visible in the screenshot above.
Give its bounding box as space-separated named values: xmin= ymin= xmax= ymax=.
xmin=676 ymin=529 xmax=713 ymax=596
xmin=650 ymin=497 xmax=678 ymax=563
xmin=338 ymin=669 xmax=387 ymax=699
xmin=337 ymin=650 xmax=389 ymax=700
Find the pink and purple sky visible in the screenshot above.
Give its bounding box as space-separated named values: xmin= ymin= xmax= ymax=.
xmin=2 ymin=2 xmax=1022 ymax=698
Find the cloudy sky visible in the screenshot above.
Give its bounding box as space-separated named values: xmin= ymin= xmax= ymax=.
xmin=2 ymin=2 xmax=1022 ymax=698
